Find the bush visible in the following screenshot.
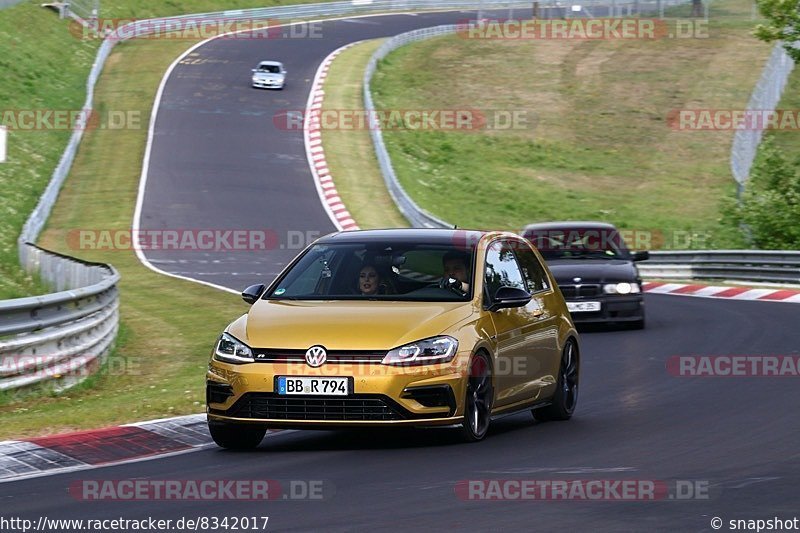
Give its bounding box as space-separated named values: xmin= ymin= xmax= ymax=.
xmin=727 ymin=138 xmax=800 ymax=249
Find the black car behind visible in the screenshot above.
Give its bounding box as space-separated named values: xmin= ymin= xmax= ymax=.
xmin=521 ymin=221 xmax=648 ymax=328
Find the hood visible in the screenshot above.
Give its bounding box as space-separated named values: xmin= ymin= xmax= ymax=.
xmin=546 ymin=259 xmax=640 ymax=284
xmin=241 ymin=299 xmax=475 ymax=350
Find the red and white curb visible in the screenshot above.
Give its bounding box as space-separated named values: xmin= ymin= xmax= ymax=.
xmin=304 ymin=43 xmax=362 ymax=233
xmin=643 ymin=281 xmax=800 ymax=303
xmin=0 ymin=414 xmax=284 ymax=483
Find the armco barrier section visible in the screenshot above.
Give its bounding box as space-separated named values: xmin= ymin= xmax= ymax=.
xmin=640 ymin=251 xmax=800 ymax=284
xmin=0 ymin=245 xmax=119 ymax=391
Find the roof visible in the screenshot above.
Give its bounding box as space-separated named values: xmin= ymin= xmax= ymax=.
xmin=317 ymin=228 xmax=498 ymax=246
xmin=257 ymin=60 xmax=283 ymax=66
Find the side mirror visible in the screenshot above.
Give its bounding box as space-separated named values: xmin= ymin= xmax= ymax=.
xmin=251 ymin=68 xmax=257 ymax=72
xmin=489 ymin=286 xmax=531 ymax=312
xmin=631 ymin=250 xmax=650 ymax=262
xmin=242 ymin=284 xmax=266 ymax=305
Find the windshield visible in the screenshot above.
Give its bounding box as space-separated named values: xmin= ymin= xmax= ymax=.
xmin=258 ymin=65 xmax=281 ymax=73
xmin=265 ymin=242 xmax=476 ymax=302
xmin=524 ymin=228 xmax=630 ymax=261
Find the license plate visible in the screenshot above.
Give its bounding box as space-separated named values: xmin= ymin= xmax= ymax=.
xmin=567 ymin=301 xmax=601 ymax=313
xmin=277 ymin=376 xmax=349 ymax=396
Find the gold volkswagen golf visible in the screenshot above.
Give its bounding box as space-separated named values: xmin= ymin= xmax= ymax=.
xmin=207 ymin=229 xmax=579 ymax=448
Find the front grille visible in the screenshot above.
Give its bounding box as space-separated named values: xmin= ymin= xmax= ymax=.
xmin=252 ymin=349 xmax=386 ymax=363
xmin=559 ymin=284 xmax=602 ymax=298
xmin=226 ymin=393 xmax=405 ymax=421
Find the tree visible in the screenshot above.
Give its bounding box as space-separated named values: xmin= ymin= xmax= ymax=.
xmin=727 ymin=138 xmax=800 ymax=249
xmin=753 ymin=0 xmax=800 ymax=61
xmin=692 ymin=0 xmax=704 ymax=17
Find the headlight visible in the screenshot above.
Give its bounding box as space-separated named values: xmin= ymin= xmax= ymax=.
xmin=214 ymin=332 xmax=254 ymax=364
xmin=382 ymin=336 xmax=458 ymax=366
xmin=603 ymin=282 xmax=640 ymax=295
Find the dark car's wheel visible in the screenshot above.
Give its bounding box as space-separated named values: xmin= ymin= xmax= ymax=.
xmin=208 ymin=422 xmax=266 ymax=450
xmin=460 ymin=353 xmax=494 ymax=442
xmin=533 ymin=339 xmax=579 ymax=422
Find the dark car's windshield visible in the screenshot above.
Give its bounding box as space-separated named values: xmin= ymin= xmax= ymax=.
xmin=524 ymin=228 xmax=630 ymax=261
xmin=266 ymin=242 xmax=476 ymax=301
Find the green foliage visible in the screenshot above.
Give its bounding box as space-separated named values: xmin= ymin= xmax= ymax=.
xmin=754 ymin=0 xmax=800 ymax=61
xmin=727 ymin=138 xmax=800 ymax=248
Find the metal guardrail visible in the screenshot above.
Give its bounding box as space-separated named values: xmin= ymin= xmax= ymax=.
xmin=0 ymin=245 xmax=119 ymax=391
xmin=363 ymin=25 xmax=458 ymax=228
xmin=0 ymin=0 xmax=26 ymax=10
xmin=362 ymin=2 xmax=691 ymax=228
xmin=641 ymin=251 xmax=800 ymax=284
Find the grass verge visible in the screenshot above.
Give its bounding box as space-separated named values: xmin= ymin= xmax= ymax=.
xmin=370 ymin=0 xmax=770 ymax=246
xmin=320 ymin=40 xmax=409 ymax=229
xmin=0 ymin=4 xmax=99 ymax=299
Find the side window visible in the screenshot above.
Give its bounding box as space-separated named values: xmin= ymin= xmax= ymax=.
xmin=484 ymin=240 xmax=526 ymax=298
xmin=513 ymin=241 xmax=550 ymax=293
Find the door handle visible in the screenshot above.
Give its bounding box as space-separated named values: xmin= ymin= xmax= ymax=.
xmin=532 ymin=308 xmax=544 ymax=318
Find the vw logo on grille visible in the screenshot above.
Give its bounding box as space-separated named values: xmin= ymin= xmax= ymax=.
xmin=305 ymin=345 xmax=327 ymax=367
xmin=573 ymin=277 xmax=582 ymax=283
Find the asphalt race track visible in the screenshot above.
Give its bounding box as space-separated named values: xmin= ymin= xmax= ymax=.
xmin=137 ymin=9 xmax=516 ymax=292
xmin=4 ymin=8 xmax=799 ymax=533
xmin=3 ymin=295 xmax=800 ymax=530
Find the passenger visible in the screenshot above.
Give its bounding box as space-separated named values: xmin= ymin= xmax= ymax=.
xmin=358 ymin=263 xmax=396 ymax=296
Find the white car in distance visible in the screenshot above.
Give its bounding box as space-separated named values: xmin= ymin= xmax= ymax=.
xmin=251 ymin=61 xmax=286 ymax=90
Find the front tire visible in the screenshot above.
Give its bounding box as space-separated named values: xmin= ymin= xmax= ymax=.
xmin=208 ymin=422 xmax=266 ymax=450
xmin=459 ymin=353 xmax=493 ymax=442
xmin=533 ymin=339 xmax=579 ymax=422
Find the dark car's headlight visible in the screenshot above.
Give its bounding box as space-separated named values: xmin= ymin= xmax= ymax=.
xmin=382 ymin=336 xmax=458 ymax=366
xmin=603 ymin=282 xmax=640 ymax=295
xmin=214 ymin=332 xmax=254 ymax=364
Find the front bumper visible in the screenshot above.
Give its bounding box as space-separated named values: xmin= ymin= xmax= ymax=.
xmin=566 ymin=294 xmax=644 ymax=323
xmin=252 ymin=79 xmax=284 ymax=89
xmin=206 ymin=358 xmax=467 ymax=427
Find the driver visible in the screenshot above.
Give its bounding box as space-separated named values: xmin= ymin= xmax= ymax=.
xmin=441 ymin=251 xmax=471 ymax=294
